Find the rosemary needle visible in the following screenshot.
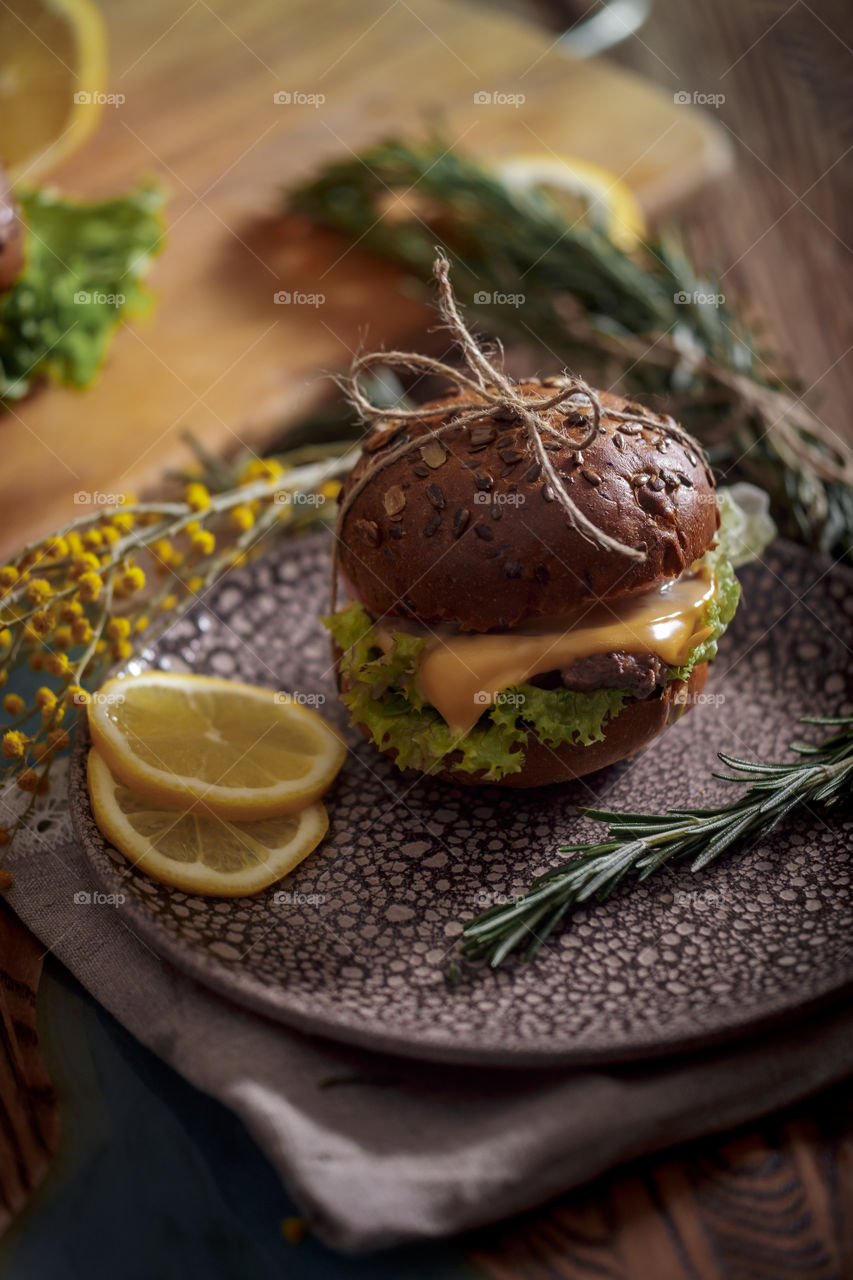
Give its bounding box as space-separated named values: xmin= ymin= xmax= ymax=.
xmin=460 ymin=717 xmax=853 ymax=967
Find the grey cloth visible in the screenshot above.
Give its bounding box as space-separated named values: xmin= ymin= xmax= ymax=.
xmin=8 ymin=835 xmax=853 ymax=1253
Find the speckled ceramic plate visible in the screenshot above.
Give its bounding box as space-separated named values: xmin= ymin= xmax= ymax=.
xmin=69 ymin=533 xmax=853 ymax=1066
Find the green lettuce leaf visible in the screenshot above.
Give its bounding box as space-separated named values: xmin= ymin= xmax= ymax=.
xmin=669 ymin=541 xmax=739 ymax=678
xmin=715 ymin=483 xmax=777 ymax=568
xmin=668 ymin=484 xmax=774 ymax=679
xmin=495 ymin=683 xmax=628 ymax=748
xmin=0 ymin=183 xmax=166 ymax=404
xmin=324 ymin=603 xmax=626 ymax=780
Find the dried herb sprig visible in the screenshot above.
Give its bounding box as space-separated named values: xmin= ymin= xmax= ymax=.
xmin=461 ymin=717 xmax=853 ymax=967
xmin=289 ymin=138 xmax=853 ymax=562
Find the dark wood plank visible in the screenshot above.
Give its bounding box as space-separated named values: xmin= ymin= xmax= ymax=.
xmin=0 ymin=904 xmax=58 ymax=1232
xmin=498 ymin=0 xmax=852 ymax=436
xmin=469 ymin=1092 xmax=853 ymax=1279
xmin=613 ymin=0 xmax=852 ymax=437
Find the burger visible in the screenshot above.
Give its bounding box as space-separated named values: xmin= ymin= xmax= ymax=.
xmin=325 ymin=376 xmax=742 ymax=787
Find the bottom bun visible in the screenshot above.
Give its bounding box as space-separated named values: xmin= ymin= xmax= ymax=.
xmin=465 ymin=662 xmax=709 ymax=788
xmin=341 ymin=660 xmax=709 ymax=789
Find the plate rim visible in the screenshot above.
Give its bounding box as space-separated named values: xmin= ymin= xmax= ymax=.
xmin=68 ymin=535 xmax=853 ymax=1068
xmin=70 ymin=779 xmax=853 ymax=1066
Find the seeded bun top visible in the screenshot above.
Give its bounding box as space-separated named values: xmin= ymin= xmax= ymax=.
xmin=336 ymin=379 xmax=718 ymax=632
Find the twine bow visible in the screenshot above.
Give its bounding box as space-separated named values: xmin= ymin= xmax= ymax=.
xmin=332 ymin=255 xmax=707 ymax=609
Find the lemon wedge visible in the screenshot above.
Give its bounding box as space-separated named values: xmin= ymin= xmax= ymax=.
xmin=495 ymin=153 xmax=645 ymax=249
xmin=0 ymin=0 xmax=107 ymax=182
xmin=87 ymin=672 xmax=347 ymax=819
xmin=87 ymin=748 xmax=329 ymax=896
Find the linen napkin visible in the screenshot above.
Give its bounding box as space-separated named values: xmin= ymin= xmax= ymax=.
xmin=5 ymin=803 xmax=852 ymax=1253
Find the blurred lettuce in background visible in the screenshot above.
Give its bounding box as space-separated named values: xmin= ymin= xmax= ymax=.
xmin=0 ymin=182 xmax=165 ymax=405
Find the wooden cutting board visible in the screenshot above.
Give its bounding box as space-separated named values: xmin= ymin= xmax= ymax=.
xmin=1 ymin=0 xmax=730 ymax=554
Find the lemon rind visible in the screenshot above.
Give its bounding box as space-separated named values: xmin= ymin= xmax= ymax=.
xmin=87 ymin=672 xmax=347 ymax=820
xmin=87 ymin=748 xmax=330 ymax=897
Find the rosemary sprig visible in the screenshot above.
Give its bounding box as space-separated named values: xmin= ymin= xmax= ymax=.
xmin=461 ymin=717 xmax=853 ymax=967
xmin=289 ymin=138 xmax=853 ymax=562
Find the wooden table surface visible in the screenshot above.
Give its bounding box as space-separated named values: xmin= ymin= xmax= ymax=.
xmin=2 ymin=0 xmax=851 ymax=1275
xmin=605 ymin=0 xmax=852 ymax=437
xmin=0 ymin=0 xmax=728 ymax=558
xmin=477 ymin=5 xmax=853 ymax=1270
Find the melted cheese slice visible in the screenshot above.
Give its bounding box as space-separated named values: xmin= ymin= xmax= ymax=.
xmin=376 ymin=567 xmax=715 ymax=736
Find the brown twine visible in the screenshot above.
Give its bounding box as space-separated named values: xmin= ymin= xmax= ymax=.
xmin=330 ymin=253 xmax=706 ymax=611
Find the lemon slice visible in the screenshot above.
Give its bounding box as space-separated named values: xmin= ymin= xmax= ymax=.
xmin=0 ymin=0 xmax=107 ymax=182
xmin=495 ymin=154 xmax=645 ymax=250
xmin=87 ymin=748 xmax=328 ymax=896
xmin=87 ymin=672 xmax=347 ymax=819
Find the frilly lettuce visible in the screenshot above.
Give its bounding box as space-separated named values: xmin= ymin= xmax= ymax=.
xmin=670 ymin=483 xmax=775 ymax=679
xmin=716 ymin=483 xmax=777 ymax=569
xmin=324 ymin=604 xmax=626 ymax=780
xmin=324 ymin=484 xmax=775 ymax=781
xmin=669 ymin=539 xmax=739 ymax=678
xmin=0 ymin=183 xmax=165 ymax=404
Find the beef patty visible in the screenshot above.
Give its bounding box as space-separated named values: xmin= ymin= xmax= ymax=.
xmin=559 ymin=651 xmax=667 ymax=700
